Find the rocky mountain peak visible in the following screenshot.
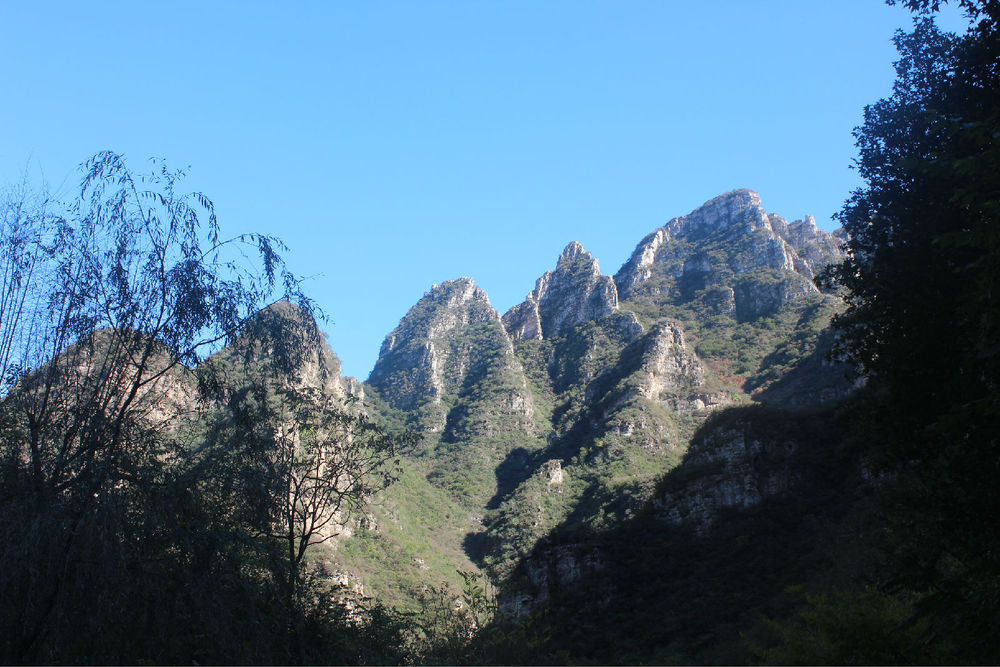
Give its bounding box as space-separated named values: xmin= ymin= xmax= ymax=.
xmin=615 ymin=191 xmax=844 ymax=315
xmin=663 ymin=189 xmax=766 ymax=240
xmin=375 ymin=278 xmax=498 ymax=360
xmin=427 ymin=277 xmax=492 ymax=312
xmin=503 ymin=242 xmax=618 ymax=343
xmin=366 ymin=276 xmax=536 ymax=439
xmin=558 ymin=240 xmax=590 ymax=263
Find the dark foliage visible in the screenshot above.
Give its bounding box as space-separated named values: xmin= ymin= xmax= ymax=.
xmin=0 ymin=155 xmax=406 ymax=664
xmin=476 ymin=404 xmax=866 ymax=665
xmin=818 ymin=1 xmax=1000 ymax=660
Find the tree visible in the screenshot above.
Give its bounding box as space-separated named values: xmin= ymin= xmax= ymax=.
xmin=194 ymin=299 xmax=404 ymax=590
xmin=823 ymin=0 xmax=1000 ymax=659
xmin=275 ymin=397 xmax=401 ymax=584
xmin=0 ymin=152 xmax=324 ymax=663
xmin=0 ymin=152 xmax=309 ymax=496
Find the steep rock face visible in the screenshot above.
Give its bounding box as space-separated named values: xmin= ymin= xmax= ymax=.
xmin=732 ymin=275 xmax=818 ymax=321
xmin=220 ymin=302 xmax=490 ymax=606
xmin=479 ymin=316 xmax=716 ymax=579
xmin=604 ymin=322 xmax=722 ymax=437
xmin=499 ymin=543 xmax=607 ymax=618
xmin=367 ymin=278 xmax=539 ymax=509
xmin=368 ymin=278 xmax=523 ymax=430
xmin=497 ymin=405 xmax=848 ymax=627
xmin=651 ymin=414 xmax=800 ymax=533
xmin=615 ymin=189 xmax=843 ymax=318
xmin=503 ymin=242 xmax=618 ymax=343
xmin=600 ymin=321 xmax=729 ymax=455
xmin=630 ymin=321 xmax=705 ymax=405
xmin=773 ymin=214 xmax=845 ymax=279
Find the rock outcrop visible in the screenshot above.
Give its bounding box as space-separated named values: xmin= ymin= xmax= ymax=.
xmin=499 ymin=543 xmax=607 ymax=618
xmin=651 ymin=412 xmax=800 ymax=533
xmin=615 ymin=189 xmax=844 ymax=319
xmin=631 ymin=322 xmax=705 ymax=403
xmin=367 ymin=277 xmax=539 ymax=509
xmin=503 ymin=242 xmax=619 ymax=342
xmin=368 ymin=278 xmax=530 ymax=431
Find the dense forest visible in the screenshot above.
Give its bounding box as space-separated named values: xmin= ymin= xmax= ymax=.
xmin=1 ymin=1 xmax=998 ymax=664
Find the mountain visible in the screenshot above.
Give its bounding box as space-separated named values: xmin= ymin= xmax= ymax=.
xmin=350 ymin=189 xmax=851 ymax=596
xmin=616 ymin=189 xmax=842 ymax=316
xmin=614 ymin=189 xmax=848 ymax=406
xmin=367 ymin=278 xmax=541 ymax=511
xmin=150 ymin=300 xmax=486 ymax=611
xmin=493 ymin=402 xmax=869 ymax=664
xmin=5 ymin=188 xmax=857 ymax=659
xmin=502 ymin=241 xmax=620 ymax=342
xmin=163 ymin=189 xmax=849 ymax=626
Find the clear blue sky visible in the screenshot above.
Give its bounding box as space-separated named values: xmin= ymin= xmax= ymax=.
xmin=0 ymin=1 xmax=968 ymax=379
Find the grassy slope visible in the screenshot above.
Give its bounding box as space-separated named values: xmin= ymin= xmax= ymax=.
xmin=322 ymin=460 xmax=482 ymax=612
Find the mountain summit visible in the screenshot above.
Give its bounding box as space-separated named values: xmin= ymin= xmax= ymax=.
xmin=355 ymin=189 xmax=850 ymax=595
xmin=617 ymin=189 xmax=843 ymax=320
xmin=502 ymin=241 xmax=619 ymax=343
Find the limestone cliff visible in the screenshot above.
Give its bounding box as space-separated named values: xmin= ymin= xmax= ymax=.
xmin=366 ymin=278 xmax=539 ymax=509
xmin=625 ymin=321 xmax=709 ymax=409
xmin=368 ymin=278 xmax=534 ymax=436
xmin=616 ymin=189 xmax=844 ymax=321
xmin=503 ymin=242 xmax=619 ymax=343
xmin=650 ymin=411 xmax=801 ymax=533
xmin=369 ymin=279 xmax=496 ymax=420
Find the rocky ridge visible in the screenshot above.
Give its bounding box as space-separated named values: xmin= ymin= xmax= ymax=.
xmin=367 ymin=277 xmax=540 ymax=510
xmin=502 ymin=241 xmax=619 ymax=343
xmin=359 ymin=190 xmax=849 ymax=587
xmin=616 ymin=189 xmax=843 ymax=321
xmin=369 ymin=279 xmax=501 ymax=421
xmin=368 ymin=279 xmax=535 ymax=433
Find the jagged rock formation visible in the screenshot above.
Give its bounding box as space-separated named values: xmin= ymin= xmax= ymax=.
xmin=31 ymin=189 xmax=852 ymax=626
xmin=616 ymin=189 xmax=843 ymax=321
xmin=503 ymin=242 xmax=619 ymax=342
xmin=499 ymin=542 xmax=607 ymax=618
xmin=367 ymin=278 xmax=539 ymax=509
xmin=369 ymin=279 xmax=499 ymax=420
xmin=628 ymin=322 xmax=707 ymax=407
xmin=357 ymin=189 xmax=851 ymax=599
xmin=595 ymin=321 xmax=727 ymax=458
xmin=650 ymin=413 xmax=801 ymax=533
xmin=368 ymin=278 xmax=533 ymax=434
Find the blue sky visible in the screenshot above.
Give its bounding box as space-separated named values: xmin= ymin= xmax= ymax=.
xmin=0 ymin=2 xmax=968 ymax=379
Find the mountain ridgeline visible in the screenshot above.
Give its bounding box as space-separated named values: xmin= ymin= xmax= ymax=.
xmin=344 ymin=189 xmax=852 ymax=609
xmin=0 ymin=183 xmax=858 ymax=663
xmin=138 ymin=189 xmax=851 ymax=659
xmin=7 ymin=6 xmax=991 ymax=658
